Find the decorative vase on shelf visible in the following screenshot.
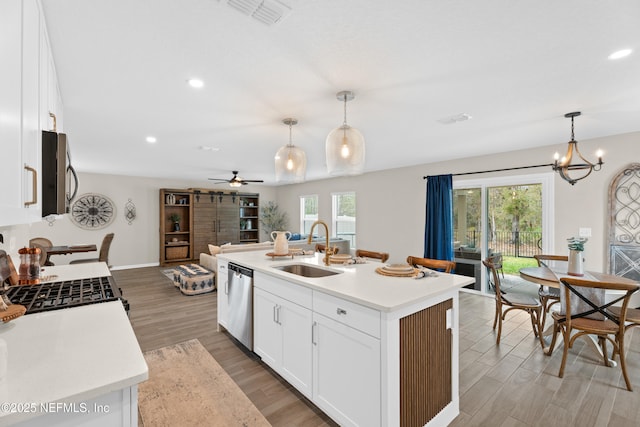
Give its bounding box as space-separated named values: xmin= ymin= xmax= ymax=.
xmin=173 ymin=222 xmax=180 ymax=232
xmin=567 ymin=249 xmax=584 ymax=276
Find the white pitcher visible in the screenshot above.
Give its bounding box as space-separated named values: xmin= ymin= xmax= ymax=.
xmin=271 ymin=231 xmax=292 ymax=255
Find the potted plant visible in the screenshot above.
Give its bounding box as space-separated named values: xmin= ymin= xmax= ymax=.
xmin=169 ymin=213 xmax=181 ymax=232
xmin=260 ymin=201 xmax=288 ymax=236
xmin=567 ymin=236 xmax=587 ymax=276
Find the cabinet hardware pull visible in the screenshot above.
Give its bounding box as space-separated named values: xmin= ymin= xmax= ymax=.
xmin=312 ymin=321 xmax=317 ymax=345
xmin=24 ymin=164 xmax=37 ymax=206
xmin=336 ymin=308 xmax=347 ymax=315
xmin=276 ymin=305 xmax=282 ymax=325
xmin=273 ymin=305 xmax=277 ymax=323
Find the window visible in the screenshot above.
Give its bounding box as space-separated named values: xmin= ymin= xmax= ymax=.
xmin=299 ymin=195 xmax=318 ymax=235
xmin=453 ymin=173 xmax=554 ymax=294
xmin=332 ymin=192 xmax=356 ymax=248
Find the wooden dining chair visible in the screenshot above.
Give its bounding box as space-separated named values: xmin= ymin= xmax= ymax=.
xmin=406 ymin=256 xmax=455 ymax=273
xmin=29 ymin=237 xmax=54 ymax=266
xmin=356 ymin=249 xmax=389 ymax=263
xmin=607 ymin=306 xmax=640 ymax=358
xmin=483 ymin=258 xmax=545 ymax=348
xmin=546 ymin=277 xmax=639 ymax=391
xmin=70 ymin=233 xmax=114 ymax=267
xmin=534 ymin=254 xmax=568 ymax=330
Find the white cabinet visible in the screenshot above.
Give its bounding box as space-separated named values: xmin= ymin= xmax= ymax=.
xmin=312 ymin=293 xmax=381 ymax=427
xmin=216 ymin=260 xmax=229 ymax=329
xmin=0 ymin=0 xmax=29 ymax=226
xmin=254 ymin=272 xmax=313 ymax=398
xmin=0 ymin=0 xmax=61 ymax=227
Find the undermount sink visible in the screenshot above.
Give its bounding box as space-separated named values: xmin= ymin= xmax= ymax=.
xmin=273 ymin=264 xmax=341 ymax=278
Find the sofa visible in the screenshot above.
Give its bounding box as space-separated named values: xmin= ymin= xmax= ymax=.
xmin=199 ymin=238 xmax=351 ymax=273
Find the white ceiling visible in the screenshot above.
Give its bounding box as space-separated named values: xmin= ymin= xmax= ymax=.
xmin=41 ymin=0 xmax=640 ymax=185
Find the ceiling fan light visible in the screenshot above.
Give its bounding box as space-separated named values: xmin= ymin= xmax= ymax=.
xmin=229 ymin=181 xmax=242 ymax=187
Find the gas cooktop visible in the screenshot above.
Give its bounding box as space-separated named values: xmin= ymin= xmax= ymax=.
xmin=5 ymin=276 xmax=129 ymax=315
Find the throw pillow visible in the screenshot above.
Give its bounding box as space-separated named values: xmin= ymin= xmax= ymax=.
xmin=208 ymin=244 xmax=221 ymax=255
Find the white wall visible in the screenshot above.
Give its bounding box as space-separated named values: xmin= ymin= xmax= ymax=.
xmin=274 ymin=131 xmax=640 ymax=271
xmin=1 ymin=131 xmax=636 ymax=271
xmin=0 ymin=174 xmax=276 ymax=268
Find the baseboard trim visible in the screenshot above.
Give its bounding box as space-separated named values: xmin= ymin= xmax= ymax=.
xmin=111 ymin=262 xmax=159 ymax=271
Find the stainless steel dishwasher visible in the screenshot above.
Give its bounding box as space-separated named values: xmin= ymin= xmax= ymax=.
xmin=227 ymin=262 xmax=254 ymax=350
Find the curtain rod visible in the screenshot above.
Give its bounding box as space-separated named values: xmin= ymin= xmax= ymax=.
xmin=423 ymin=163 xmax=554 ymax=179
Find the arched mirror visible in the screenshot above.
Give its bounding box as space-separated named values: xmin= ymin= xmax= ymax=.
xmin=608 ymin=163 xmax=640 ymax=281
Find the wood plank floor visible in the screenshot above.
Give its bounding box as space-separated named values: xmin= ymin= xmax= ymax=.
xmin=113 ymin=266 xmax=640 ymax=426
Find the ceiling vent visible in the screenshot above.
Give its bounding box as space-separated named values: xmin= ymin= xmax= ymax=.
xmin=226 ymin=0 xmax=292 ymax=26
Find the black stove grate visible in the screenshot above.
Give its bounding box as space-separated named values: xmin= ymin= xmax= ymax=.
xmin=5 ymin=276 xmax=128 ymax=315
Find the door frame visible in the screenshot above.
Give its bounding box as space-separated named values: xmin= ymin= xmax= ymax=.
xmin=453 ymin=172 xmax=555 ymax=294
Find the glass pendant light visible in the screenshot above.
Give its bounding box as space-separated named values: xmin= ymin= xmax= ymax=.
xmin=275 ymin=118 xmax=306 ymax=183
xmin=552 ymin=112 xmax=604 ymax=185
xmin=326 ymin=91 xmax=365 ymax=175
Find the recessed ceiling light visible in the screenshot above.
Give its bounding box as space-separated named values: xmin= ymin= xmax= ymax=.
xmin=199 ymin=145 xmax=219 ymax=152
xmin=187 ymin=78 xmax=204 ymax=88
xmin=146 ymin=136 xmax=157 ymax=143
xmin=608 ymin=49 xmax=632 ymax=60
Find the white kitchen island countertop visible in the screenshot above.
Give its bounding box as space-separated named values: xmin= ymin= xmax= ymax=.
xmin=218 ymin=251 xmax=474 ymax=312
xmin=0 ymin=264 xmax=148 ymax=426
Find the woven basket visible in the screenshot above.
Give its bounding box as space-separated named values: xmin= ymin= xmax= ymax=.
xmin=166 ymin=246 xmax=188 ymax=260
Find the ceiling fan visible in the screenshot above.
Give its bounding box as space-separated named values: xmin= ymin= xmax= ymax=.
xmin=208 ymin=170 xmax=264 ymax=187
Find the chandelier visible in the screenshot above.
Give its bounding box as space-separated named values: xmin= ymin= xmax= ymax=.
xmin=275 ymin=118 xmax=306 ymax=183
xmin=552 ymin=112 xmax=603 ymax=185
xmin=326 ymin=91 xmax=365 ymax=175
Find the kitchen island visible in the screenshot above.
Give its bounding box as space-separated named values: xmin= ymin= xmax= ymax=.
xmin=0 ymin=263 xmax=148 ymax=427
xmin=217 ymin=251 xmax=474 ymax=427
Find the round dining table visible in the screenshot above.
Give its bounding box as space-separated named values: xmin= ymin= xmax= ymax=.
xmin=519 ymin=265 xmax=638 ymax=364
xmin=519 ymin=266 xmax=637 ymax=288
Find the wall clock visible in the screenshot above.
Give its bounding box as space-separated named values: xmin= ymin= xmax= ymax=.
xmin=71 ymin=193 xmax=116 ymax=229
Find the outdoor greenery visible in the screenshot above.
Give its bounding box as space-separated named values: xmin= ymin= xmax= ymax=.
xmin=501 ymin=256 xmax=537 ymax=275
xmin=453 ymin=184 xmax=543 ymax=256
xmin=260 ymin=201 xmax=289 ymax=234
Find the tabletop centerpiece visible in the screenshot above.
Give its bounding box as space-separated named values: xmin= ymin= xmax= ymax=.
xmin=567 ymin=236 xmax=587 ymax=276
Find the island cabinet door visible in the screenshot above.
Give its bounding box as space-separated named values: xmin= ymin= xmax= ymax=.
xmin=312 ymin=313 xmax=381 ymax=427
xmin=254 ymin=287 xmax=282 ymax=367
xmin=253 ymin=287 xmax=313 ymax=399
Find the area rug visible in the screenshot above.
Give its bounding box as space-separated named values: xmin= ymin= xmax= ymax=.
xmin=138 ymin=339 xmax=271 ymax=427
xmin=161 ymin=268 xmax=175 ymax=283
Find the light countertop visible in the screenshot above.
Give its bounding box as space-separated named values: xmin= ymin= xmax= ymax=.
xmin=0 ymin=264 xmax=148 ymax=425
xmin=218 ymin=251 xmax=474 ymax=312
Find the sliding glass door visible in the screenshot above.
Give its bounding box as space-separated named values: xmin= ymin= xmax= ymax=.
xmin=453 ymin=173 xmax=554 ymax=294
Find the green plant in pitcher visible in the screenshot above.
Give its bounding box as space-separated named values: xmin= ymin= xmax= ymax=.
xmin=567 ymin=237 xmax=587 ymax=251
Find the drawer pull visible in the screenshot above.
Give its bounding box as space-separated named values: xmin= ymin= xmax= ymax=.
xmin=336 ymin=308 xmax=347 ymax=315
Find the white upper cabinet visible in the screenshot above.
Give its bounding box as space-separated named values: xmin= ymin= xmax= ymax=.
xmin=0 ymin=0 xmax=25 ymax=226
xmin=0 ymin=0 xmax=62 ymax=227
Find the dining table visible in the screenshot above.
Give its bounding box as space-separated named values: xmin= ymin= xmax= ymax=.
xmin=45 ymin=244 xmax=97 ymax=265
xmin=519 ymin=264 xmax=638 ymax=365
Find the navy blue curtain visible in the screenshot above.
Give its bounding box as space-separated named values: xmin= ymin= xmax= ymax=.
xmin=424 ymin=174 xmax=454 ymax=262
